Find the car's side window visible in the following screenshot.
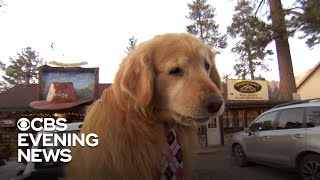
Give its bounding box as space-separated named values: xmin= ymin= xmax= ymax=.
xmin=250 ymin=111 xmax=278 ymax=132
xmin=306 ymin=106 xmax=320 ymax=128
xmin=276 ymin=108 xmax=304 ymax=130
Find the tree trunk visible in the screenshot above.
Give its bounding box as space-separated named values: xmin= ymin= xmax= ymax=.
xmin=24 ymin=74 xmax=30 ymax=85
xmin=268 ymin=0 xmax=297 ymax=101
xmin=248 ymin=59 xmax=254 ymax=80
xmin=247 ymin=48 xmax=254 ymax=80
xmin=198 ymin=16 xmax=204 ymax=41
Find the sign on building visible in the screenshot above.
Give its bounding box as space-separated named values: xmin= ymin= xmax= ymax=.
xmin=38 ymin=65 xmax=100 ymax=101
xmin=227 ymin=79 xmax=269 ymax=101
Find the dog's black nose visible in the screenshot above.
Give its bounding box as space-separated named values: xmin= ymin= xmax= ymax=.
xmin=202 ymin=94 xmax=223 ymax=114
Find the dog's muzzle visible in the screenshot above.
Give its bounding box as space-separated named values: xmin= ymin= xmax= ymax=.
xmin=201 ymin=94 xmax=223 ymax=114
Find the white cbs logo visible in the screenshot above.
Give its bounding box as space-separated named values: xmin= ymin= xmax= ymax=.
xmin=16 ymin=118 xmax=30 ymax=131
xmin=17 ymin=118 xmax=67 ymax=132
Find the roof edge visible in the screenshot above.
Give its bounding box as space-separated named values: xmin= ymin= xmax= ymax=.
xmin=297 ymin=61 xmax=320 ymax=88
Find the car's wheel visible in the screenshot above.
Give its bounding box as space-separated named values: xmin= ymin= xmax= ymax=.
xmin=232 ymin=144 xmax=248 ymax=167
xmin=299 ymin=154 xmax=320 ymax=180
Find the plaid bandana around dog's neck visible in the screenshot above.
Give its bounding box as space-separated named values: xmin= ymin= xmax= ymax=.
xmin=160 ymin=128 xmax=183 ymax=180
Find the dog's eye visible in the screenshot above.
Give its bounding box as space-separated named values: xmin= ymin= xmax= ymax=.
xmin=204 ymin=62 xmax=210 ymax=71
xmin=169 ymin=67 xmax=182 ymax=76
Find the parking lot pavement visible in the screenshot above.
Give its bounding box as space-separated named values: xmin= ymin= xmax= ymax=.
xmin=0 ymin=160 xmax=25 ymax=180
xmin=192 ymin=146 xmax=300 ymax=180
xmin=0 ymin=147 xmax=300 ymax=180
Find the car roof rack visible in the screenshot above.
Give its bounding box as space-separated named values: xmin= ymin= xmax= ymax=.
xmin=272 ymin=98 xmax=320 ymax=109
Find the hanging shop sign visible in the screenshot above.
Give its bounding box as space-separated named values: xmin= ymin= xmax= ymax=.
xmin=30 ymin=65 xmax=99 ymax=110
xmin=227 ymin=79 xmax=269 ymax=101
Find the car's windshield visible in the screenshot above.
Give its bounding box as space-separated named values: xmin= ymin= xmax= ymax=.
xmin=35 ymin=130 xmax=80 ymax=169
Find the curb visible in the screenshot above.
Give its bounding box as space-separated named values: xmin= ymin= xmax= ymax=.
xmin=197 ymin=146 xmax=227 ymax=154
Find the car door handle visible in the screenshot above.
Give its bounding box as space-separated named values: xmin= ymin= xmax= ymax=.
xmin=293 ymin=134 xmax=304 ymax=138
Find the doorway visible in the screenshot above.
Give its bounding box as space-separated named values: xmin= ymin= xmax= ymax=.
xmin=206 ymin=118 xmax=221 ymax=145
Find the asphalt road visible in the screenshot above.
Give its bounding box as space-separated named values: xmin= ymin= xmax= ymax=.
xmin=192 ymin=146 xmax=300 ymax=180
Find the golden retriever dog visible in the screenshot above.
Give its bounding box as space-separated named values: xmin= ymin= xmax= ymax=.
xmin=66 ymin=33 xmax=224 ymax=180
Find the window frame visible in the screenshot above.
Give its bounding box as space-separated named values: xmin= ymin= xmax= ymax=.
xmin=305 ymin=106 xmax=320 ymax=128
xmin=249 ymin=110 xmax=280 ymax=132
xmin=272 ymin=107 xmax=306 ymax=130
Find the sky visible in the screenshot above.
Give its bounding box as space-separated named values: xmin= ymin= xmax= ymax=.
xmin=0 ymin=0 xmax=319 ymax=83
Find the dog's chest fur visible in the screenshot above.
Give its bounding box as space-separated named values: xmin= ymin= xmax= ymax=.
xmin=66 ymin=88 xmax=197 ymax=180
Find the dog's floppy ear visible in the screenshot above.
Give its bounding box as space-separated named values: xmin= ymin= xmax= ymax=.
xmin=207 ymin=46 xmax=222 ymax=90
xmin=120 ymin=52 xmax=154 ymax=107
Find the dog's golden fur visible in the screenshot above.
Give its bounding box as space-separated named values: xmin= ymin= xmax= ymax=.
xmin=66 ymin=33 xmax=224 ymax=180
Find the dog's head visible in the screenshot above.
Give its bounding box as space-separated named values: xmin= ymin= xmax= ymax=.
xmin=117 ymin=33 xmax=224 ymax=126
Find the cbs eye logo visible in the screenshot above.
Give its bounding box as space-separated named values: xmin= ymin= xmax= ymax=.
xmin=17 ymin=118 xmax=31 ymax=131
xmin=17 ymin=118 xmax=68 ymax=132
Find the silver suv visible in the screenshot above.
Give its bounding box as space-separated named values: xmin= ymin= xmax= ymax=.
xmin=229 ymin=99 xmax=320 ymax=180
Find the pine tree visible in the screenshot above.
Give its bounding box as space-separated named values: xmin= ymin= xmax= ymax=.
xmin=0 ymin=61 xmax=4 ymax=69
xmin=125 ymin=36 xmax=137 ymax=55
xmin=0 ymin=61 xmax=6 ymax=92
xmin=288 ymin=0 xmax=320 ymax=48
xmin=0 ymin=0 xmax=5 ymax=8
xmin=186 ymin=0 xmax=227 ymax=53
xmin=228 ymin=0 xmax=320 ymax=100
xmin=1 ymin=47 xmax=45 ymax=90
xmin=267 ymin=0 xmax=297 ymax=100
xmin=228 ymin=0 xmax=273 ymax=80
